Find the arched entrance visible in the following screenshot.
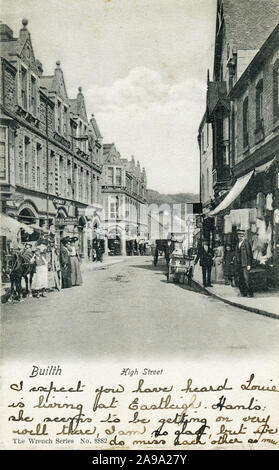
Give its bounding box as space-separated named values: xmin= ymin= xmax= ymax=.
xmin=18 ymin=206 xmax=39 ymax=242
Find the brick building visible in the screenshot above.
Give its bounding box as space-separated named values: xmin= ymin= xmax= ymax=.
xmin=0 ymin=19 xmax=103 ymax=262
xmin=102 ymin=144 xmax=148 ymax=255
xmin=197 ymin=0 xmax=279 ymax=286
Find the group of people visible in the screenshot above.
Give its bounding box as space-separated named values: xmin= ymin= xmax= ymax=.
xmin=194 ymin=229 xmax=254 ymax=297
xmin=60 ymin=236 xmax=83 ymax=289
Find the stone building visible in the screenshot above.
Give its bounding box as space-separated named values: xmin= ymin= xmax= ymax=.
xmin=0 ymin=19 xmax=103 ymax=262
xmin=197 ymin=0 xmax=279 ymax=286
xmin=101 ymin=144 xmax=148 ymax=255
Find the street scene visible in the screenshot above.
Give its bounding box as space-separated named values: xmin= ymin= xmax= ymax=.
xmin=2 ymin=257 xmax=279 ymax=361
xmin=1 ymin=0 xmax=279 ymax=363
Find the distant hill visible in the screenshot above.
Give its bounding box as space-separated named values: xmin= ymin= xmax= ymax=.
xmin=146 ymin=189 xmax=199 ymax=206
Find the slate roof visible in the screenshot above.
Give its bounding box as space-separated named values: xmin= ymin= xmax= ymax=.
xmin=222 ymin=0 xmax=279 ymax=50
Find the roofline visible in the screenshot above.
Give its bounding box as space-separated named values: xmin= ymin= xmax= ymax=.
xmin=229 ymin=23 xmax=279 ymax=99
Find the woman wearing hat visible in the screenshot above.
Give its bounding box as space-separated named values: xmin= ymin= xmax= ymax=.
xmin=31 ymin=244 xmax=48 ymax=298
xmin=68 ymin=237 xmax=83 ymax=286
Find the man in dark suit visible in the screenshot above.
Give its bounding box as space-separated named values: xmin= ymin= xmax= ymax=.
xmin=194 ymin=240 xmax=214 ymax=287
xmin=234 ymin=230 xmax=254 ymax=297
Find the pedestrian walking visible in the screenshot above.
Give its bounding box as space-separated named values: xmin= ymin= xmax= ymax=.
xmin=223 ymin=244 xmax=235 ymax=286
xmin=234 ymin=230 xmax=254 ymax=297
xmin=68 ymin=237 xmax=83 ymax=286
xmin=194 ymin=240 xmax=214 ymax=287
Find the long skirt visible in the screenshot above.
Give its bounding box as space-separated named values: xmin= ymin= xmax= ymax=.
xmin=69 ymin=257 xmax=83 ymax=286
xmin=32 ymin=264 xmax=48 ymax=290
xmin=61 ymin=263 xmax=72 ymax=288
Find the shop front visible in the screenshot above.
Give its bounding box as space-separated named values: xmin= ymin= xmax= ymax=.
xmin=208 ymin=158 xmax=279 ymax=288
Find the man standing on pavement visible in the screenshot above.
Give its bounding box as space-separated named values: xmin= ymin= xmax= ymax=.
xmin=234 ymin=229 xmax=254 ymax=297
xmin=194 ymin=240 xmax=214 ymax=287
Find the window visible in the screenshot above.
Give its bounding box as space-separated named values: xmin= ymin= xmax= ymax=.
xmin=243 ymin=97 xmax=249 ymax=148
xmin=31 ymin=76 xmax=36 ymax=115
xmin=0 ymin=127 xmax=8 ymax=180
xmin=24 ymin=137 xmax=30 ymax=186
xmin=109 ymin=196 xmax=118 ymax=219
xmin=107 ymin=167 xmax=113 ymax=185
xmin=57 ymin=100 xmax=62 ymax=134
xmin=21 ymin=67 xmax=27 ymax=109
xmin=116 ymin=167 xmax=121 ymax=186
xmin=36 ymin=143 xmax=42 ymax=190
xmin=63 ymin=106 xmax=67 ymax=136
xmin=255 ymin=79 xmax=263 ymax=130
xmin=273 ymin=60 xmax=279 ymax=121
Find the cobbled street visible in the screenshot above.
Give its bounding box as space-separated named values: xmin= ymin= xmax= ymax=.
xmin=1 ymin=257 xmax=279 ymax=362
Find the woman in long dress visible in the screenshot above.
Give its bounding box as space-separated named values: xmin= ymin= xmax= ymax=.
xmin=68 ymin=237 xmax=83 ymax=286
xmin=60 ymin=237 xmax=72 ymax=288
xmin=31 ymin=245 xmax=48 ymax=297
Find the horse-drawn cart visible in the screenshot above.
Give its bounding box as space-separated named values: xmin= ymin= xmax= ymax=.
xmin=167 ymin=251 xmax=195 ymax=285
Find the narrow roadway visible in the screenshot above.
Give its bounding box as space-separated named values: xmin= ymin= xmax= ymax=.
xmin=1 ymin=257 xmax=278 ymax=361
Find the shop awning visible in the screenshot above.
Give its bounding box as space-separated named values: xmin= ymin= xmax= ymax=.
xmin=1 ymin=213 xmax=34 ymax=237
xmin=29 ymin=223 xmax=49 ymax=233
xmin=209 ymin=170 xmax=254 ymax=216
xmin=254 ymin=157 xmax=275 ymax=174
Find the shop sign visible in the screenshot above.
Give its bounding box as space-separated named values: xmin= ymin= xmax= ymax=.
xmin=55 ymin=217 xmax=78 ymax=226
xmin=52 ymin=198 xmax=72 ymax=207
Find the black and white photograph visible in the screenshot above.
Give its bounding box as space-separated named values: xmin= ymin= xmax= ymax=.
xmin=0 ymin=0 xmax=279 ymax=453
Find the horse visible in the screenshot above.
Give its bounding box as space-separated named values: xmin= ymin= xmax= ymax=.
xmin=9 ymin=251 xmax=35 ymax=301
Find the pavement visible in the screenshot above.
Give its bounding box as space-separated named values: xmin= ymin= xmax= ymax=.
xmin=192 ymin=264 xmax=279 ymax=320
xmin=2 ymin=256 xmax=279 ymax=362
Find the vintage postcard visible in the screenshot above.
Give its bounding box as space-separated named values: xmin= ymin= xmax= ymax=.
xmin=0 ymin=0 xmax=279 ymax=453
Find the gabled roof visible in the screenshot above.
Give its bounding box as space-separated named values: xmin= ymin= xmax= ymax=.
xmin=69 ymin=87 xmax=88 ymax=122
xmin=89 ymin=114 xmax=102 ymax=139
xmin=0 ymin=20 xmax=41 ymax=75
xmin=40 ymin=61 xmax=68 ymax=102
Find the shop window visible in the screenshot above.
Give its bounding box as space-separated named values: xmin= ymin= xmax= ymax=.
xmin=0 ymin=126 xmax=8 ymax=180
xmin=255 ymin=79 xmax=263 ymax=131
xmin=242 ymin=97 xmax=249 ymax=148
xmin=273 ymin=60 xmax=279 ymax=122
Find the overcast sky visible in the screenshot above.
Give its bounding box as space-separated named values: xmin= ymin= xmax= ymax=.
xmin=1 ymin=0 xmax=216 ymax=194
